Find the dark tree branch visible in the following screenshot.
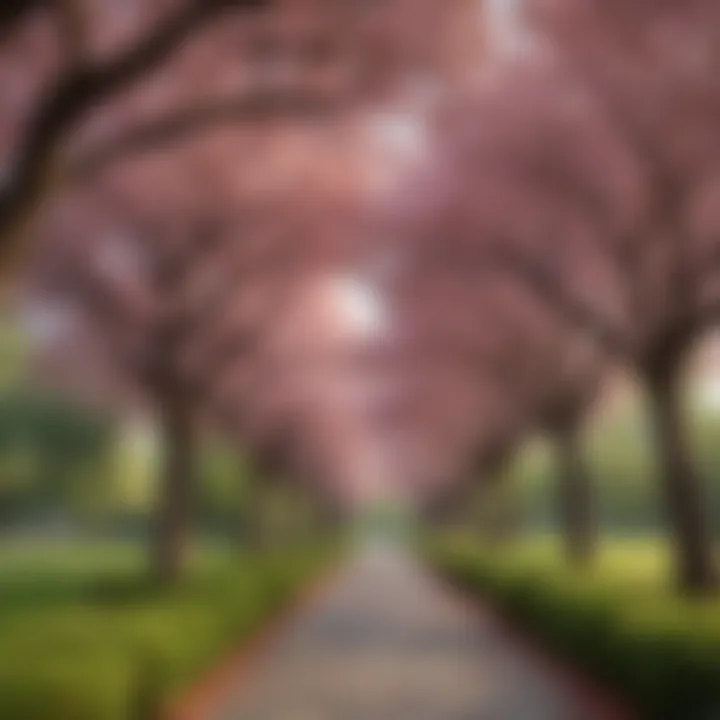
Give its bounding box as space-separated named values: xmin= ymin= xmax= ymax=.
xmin=486 ymin=149 xmax=634 ymax=288
xmin=69 ymin=90 xmax=338 ymax=182
xmin=481 ymin=240 xmax=629 ymax=358
xmin=56 ymin=261 xmax=151 ymax=383
xmin=0 ymin=0 xmax=45 ymax=42
xmin=50 ymin=0 xmax=86 ymax=60
xmin=554 ymin=46 xmax=693 ymax=326
xmin=0 ymin=0 xmax=269 ymax=259
xmin=689 ymin=299 xmax=720 ymax=337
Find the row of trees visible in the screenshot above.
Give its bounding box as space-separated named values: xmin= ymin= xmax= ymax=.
xmin=24 ymin=137 xmax=352 ymax=582
xmin=1 ymin=1 xmax=486 ymax=582
xmin=376 ymin=0 xmax=720 ymax=593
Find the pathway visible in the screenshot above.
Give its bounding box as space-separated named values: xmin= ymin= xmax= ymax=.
xmin=209 ymin=545 xmax=612 ymax=720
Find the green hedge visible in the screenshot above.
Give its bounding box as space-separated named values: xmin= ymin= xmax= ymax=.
xmin=0 ymin=546 xmax=334 ymax=720
xmin=427 ymin=537 xmax=720 ymax=720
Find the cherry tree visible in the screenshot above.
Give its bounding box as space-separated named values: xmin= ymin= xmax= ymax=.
xmin=7 ymin=0 xmax=491 ymax=558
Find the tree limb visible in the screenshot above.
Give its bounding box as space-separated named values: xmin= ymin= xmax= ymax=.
xmin=0 ymin=0 xmax=45 ymax=42
xmin=481 ymin=240 xmax=630 ymax=358
xmin=51 ymin=1 xmax=87 ymax=62
xmin=0 ymin=0 xmax=269 ymax=264
xmin=69 ymin=90 xmax=338 ymax=182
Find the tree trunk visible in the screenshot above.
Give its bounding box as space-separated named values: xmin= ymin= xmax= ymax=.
xmin=243 ymin=471 xmax=282 ymax=551
xmin=426 ymin=484 xmax=470 ymax=530
xmin=646 ymin=361 xmax=718 ymax=594
xmin=150 ymin=402 xmax=195 ymax=585
xmin=315 ymin=496 xmax=344 ymax=538
xmin=554 ymin=424 xmax=596 ymax=567
xmin=480 ymin=484 xmax=521 ymax=546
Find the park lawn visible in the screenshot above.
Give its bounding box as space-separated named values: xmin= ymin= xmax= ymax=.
xmin=0 ymin=539 xmax=334 ymax=720
xmin=427 ymin=535 xmax=720 ymax=720
xmin=0 ymin=540 xmax=232 ymax=618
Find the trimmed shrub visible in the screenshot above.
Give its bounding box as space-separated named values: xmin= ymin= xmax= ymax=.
xmin=0 ymin=545 xmax=334 ymax=719
xmin=427 ymin=537 xmax=720 ymax=720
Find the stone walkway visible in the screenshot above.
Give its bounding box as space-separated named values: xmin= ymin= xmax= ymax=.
xmin=210 ymin=546 xmax=606 ymax=720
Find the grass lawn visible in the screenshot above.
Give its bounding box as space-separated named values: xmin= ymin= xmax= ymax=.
xmin=0 ymin=539 xmax=229 ymax=616
xmin=427 ymin=534 xmax=720 ymax=720
xmin=0 ymin=538 xmax=333 ymax=720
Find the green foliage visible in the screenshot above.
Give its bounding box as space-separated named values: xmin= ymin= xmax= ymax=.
xmin=0 ymin=385 xmax=303 ymax=537
xmin=428 ymin=536 xmax=720 ymax=720
xmin=0 ymin=541 xmax=334 ymax=720
xmin=0 ymin=320 xmax=115 ymax=525
xmin=0 ymin=321 xmax=30 ymax=390
xmin=508 ymin=394 xmax=720 ymax=534
xmin=0 ymin=387 xmax=114 ymax=523
xmin=196 ymin=442 xmax=250 ymax=534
